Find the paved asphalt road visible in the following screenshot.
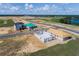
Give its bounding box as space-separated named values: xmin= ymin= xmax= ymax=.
xmin=0 ymin=31 xmax=33 ymax=39
xmin=34 ymin=22 xmax=79 ymax=35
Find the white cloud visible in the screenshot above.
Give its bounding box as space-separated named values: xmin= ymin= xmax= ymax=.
xmin=0 ymin=4 xmax=9 ymax=9
xmin=0 ymin=3 xmax=17 ymax=10
xmin=35 ymin=4 xmax=50 ymax=11
xmin=3 ymin=4 xmax=12 ymax=9
xmin=35 ymin=4 xmax=60 ymax=13
xmin=0 ymin=3 xmax=20 ymax=11
xmin=42 ymin=4 xmax=49 ymax=11
xmin=52 ymin=4 xmax=58 ymax=9
xmin=25 ymin=3 xmax=29 ymax=9
xmin=29 ymin=4 xmax=33 ymax=9
xmin=25 ymin=4 xmax=33 ymax=10
xmin=65 ymin=7 xmax=79 ymax=13
xmin=66 ymin=8 xmax=73 ymax=12
xmin=25 ymin=3 xmax=29 ymax=7
xmin=50 ymin=4 xmax=66 ymax=13
xmin=10 ymin=6 xmax=19 ymax=11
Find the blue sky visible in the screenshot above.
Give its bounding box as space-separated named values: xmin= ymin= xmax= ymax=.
xmin=0 ymin=3 xmax=79 ymax=15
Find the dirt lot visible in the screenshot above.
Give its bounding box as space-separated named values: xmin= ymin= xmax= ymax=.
xmin=0 ymin=34 xmax=45 ymax=56
xmin=0 ymin=27 xmax=13 ymax=34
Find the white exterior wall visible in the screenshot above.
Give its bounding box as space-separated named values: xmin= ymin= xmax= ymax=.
xmin=13 ymin=25 xmax=16 ymax=31
xmin=34 ymin=31 xmax=54 ymax=43
xmin=34 ymin=34 xmax=44 ymax=42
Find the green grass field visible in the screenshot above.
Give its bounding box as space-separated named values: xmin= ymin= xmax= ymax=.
xmin=30 ymin=39 xmax=79 ymax=56
xmin=0 ymin=19 xmax=14 ymax=27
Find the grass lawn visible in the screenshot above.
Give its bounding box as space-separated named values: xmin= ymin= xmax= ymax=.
xmin=30 ymin=39 xmax=79 ymax=56
xmin=0 ymin=19 xmax=14 ymax=27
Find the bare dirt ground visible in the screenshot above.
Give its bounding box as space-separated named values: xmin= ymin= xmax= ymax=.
xmin=0 ymin=27 xmax=13 ymax=34
xmin=45 ymin=40 xmax=60 ymax=47
xmin=17 ymin=34 xmax=46 ymax=55
xmin=0 ymin=34 xmax=45 ymax=56
xmin=0 ymin=35 xmax=27 ymax=56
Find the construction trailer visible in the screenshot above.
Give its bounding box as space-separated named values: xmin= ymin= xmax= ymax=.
xmin=14 ymin=22 xmax=26 ymax=31
xmin=23 ymin=23 xmax=37 ymax=30
xmin=34 ymin=30 xmax=55 ymax=43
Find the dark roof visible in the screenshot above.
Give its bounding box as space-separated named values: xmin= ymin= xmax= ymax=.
xmin=15 ymin=22 xmax=24 ymax=24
